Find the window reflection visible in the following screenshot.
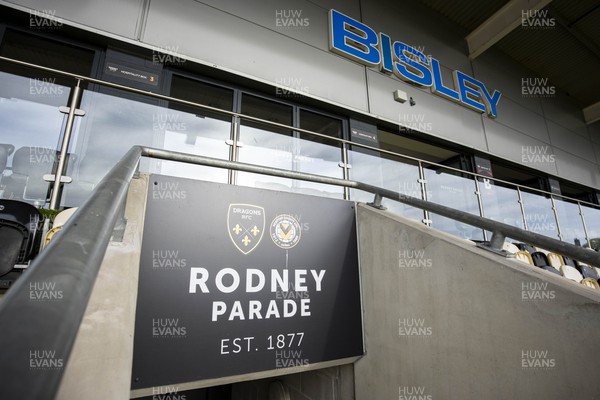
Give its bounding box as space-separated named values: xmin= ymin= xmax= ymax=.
xmin=425 ymin=168 xmax=483 ymax=240
xmin=62 ymin=84 xmax=232 ymax=207
xmin=554 ymin=199 xmax=586 ymax=246
xmin=520 ymin=191 xmax=558 ymax=239
xmin=0 ymin=71 xmax=69 ymax=206
xmin=237 ymin=95 xmax=343 ymax=198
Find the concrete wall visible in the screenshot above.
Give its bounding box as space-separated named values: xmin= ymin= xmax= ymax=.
xmin=355 ymin=203 xmax=600 ymax=399
xmin=2 ymin=0 xmax=599 ymax=189
xmin=231 ymin=365 xmax=354 ymax=400
xmin=56 ymin=174 xmax=149 ymax=400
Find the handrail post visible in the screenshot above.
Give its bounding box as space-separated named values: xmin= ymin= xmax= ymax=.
xmin=578 ymin=202 xmax=591 ymax=249
xmin=474 ymin=177 xmax=487 ymax=241
xmin=49 ymin=80 xmax=83 ymax=210
xmin=418 ymin=161 xmax=431 ymax=226
xmin=517 ymin=187 xmax=528 ymax=230
xmin=550 ymin=196 xmax=563 ymax=241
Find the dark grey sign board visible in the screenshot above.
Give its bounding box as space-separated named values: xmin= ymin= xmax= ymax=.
xmin=131 ymin=176 xmax=363 ymax=391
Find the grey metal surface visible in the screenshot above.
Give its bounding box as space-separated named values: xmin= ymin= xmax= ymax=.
xmin=0 ymin=146 xmax=142 ymax=399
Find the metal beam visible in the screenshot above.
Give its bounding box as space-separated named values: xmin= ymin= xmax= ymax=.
xmin=466 ymin=0 xmax=553 ymax=60
xmin=583 ymin=101 xmax=600 ymax=125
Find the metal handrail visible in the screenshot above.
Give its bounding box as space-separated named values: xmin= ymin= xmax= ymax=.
xmin=1 ymin=55 xmax=598 ymax=210
xmin=1 ymin=145 xmax=599 ymax=399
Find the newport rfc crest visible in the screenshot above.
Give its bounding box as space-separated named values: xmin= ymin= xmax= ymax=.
xmin=270 ymin=214 xmax=302 ymax=249
xmin=227 ymin=204 xmax=265 ymax=255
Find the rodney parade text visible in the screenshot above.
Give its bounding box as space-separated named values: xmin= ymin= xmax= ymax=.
xmin=189 ymin=267 xmax=326 ymax=321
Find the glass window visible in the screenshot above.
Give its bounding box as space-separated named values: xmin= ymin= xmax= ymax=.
xmin=479 ymin=182 xmax=524 ymax=229
xmin=520 ymin=191 xmax=558 ymax=239
xmin=581 ymin=205 xmax=600 ymax=249
xmin=554 ymin=198 xmax=587 ymax=246
xmin=237 ymin=95 xmax=344 ymax=198
xmin=0 ymin=71 xmax=70 ymax=206
xmin=61 ymin=78 xmax=233 ymax=207
xmin=349 ymin=148 xmax=423 ymax=222
xmin=424 ymin=167 xmax=483 ymax=240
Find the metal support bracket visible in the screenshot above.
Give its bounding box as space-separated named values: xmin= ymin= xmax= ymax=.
xmin=58 ymin=106 xmax=86 ymax=116
xmin=367 ymin=193 xmax=387 ymax=210
xmin=43 ymin=174 xmax=72 ymax=183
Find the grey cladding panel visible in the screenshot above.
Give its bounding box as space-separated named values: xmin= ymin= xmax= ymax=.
xmin=362 ymin=0 xmax=472 ymax=74
xmin=194 ymin=0 xmax=329 ymax=51
xmin=484 ymin=118 xmax=559 ymax=176
xmin=367 ymin=70 xmax=488 ymax=151
xmin=6 ymin=0 xmax=142 ymax=38
xmin=493 ymin=97 xmax=550 ymax=144
xmin=471 ymin=49 xmax=544 ymax=115
xmin=143 ymin=0 xmax=368 ymax=111
xmin=553 ymin=149 xmax=600 ymax=189
xmin=547 ymin=120 xmax=596 ymax=163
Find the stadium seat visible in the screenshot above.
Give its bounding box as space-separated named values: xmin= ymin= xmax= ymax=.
xmin=516 ymin=243 xmax=536 ymax=254
xmin=546 ymin=253 xmax=564 ymax=269
xmin=578 ymin=264 xmax=599 ymax=281
xmin=514 ymin=251 xmax=534 ymax=266
xmin=530 ymin=251 xmax=550 ymax=267
xmin=534 ymin=247 xmax=550 ymax=256
xmin=0 ymin=143 xmax=15 ymax=182
xmin=2 ymin=146 xmax=55 ymax=202
xmin=0 ymin=199 xmax=42 ymax=275
xmin=560 ymin=265 xmax=583 ymax=283
xmin=502 ymin=242 xmax=520 ymax=254
xmin=540 ymin=265 xmax=561 ymax=275
xmin=562 ymin=256 xmax=578 ymax=268
xmin=581 ymin=278 xmax=600 ymax=290
xmin=43 ymin=207 xmax=77 ymax=249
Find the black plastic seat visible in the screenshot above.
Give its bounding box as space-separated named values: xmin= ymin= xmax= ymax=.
xmin=0 ymin=199 xmax=42 ymax=276
xmin=530 ymin=251 xmax=549 ymax=267
xmin=579 ymin=265 xmax=599 ymax=281
xmin=562 ymin=256 xmax=578 ymax=268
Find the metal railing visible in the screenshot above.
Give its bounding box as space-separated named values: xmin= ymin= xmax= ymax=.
xmin=1 ymin=145 xmax=600 ymax=399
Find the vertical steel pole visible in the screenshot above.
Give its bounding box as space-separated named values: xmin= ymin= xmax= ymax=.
xmin=49 ymin=80 xmax=82 ymax=210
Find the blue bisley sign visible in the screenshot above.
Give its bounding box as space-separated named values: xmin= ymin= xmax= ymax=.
xmin=329 ymin=9 xmax=502 ymax=118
